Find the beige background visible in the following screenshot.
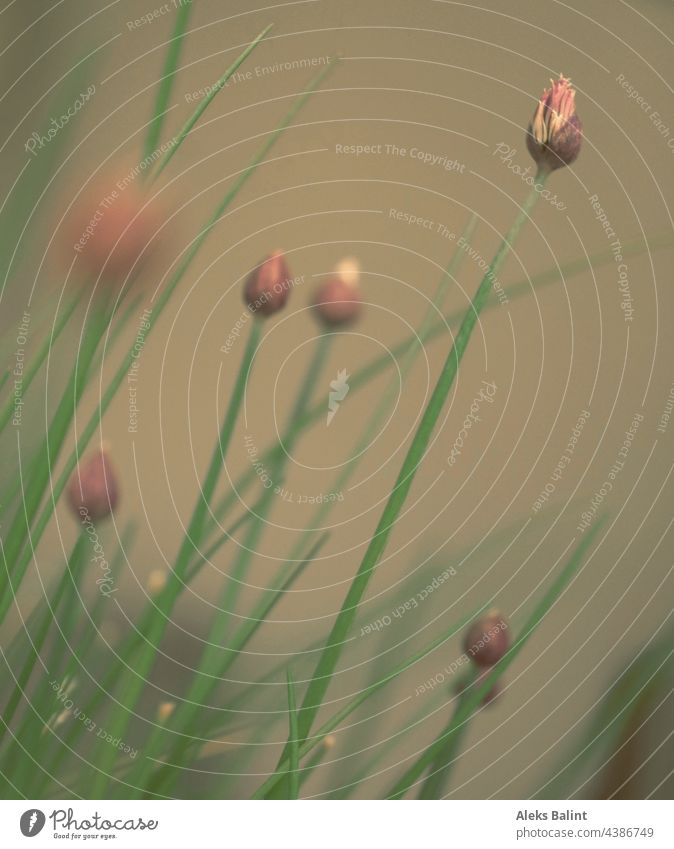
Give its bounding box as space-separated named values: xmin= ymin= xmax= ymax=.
xmin=1 ymin=0 xmax=673 ymax=798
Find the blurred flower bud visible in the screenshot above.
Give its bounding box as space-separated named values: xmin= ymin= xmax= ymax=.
xmin=67 ymin=176 xmax=161 ymax=283
xmin=463 ymin=609 xmax=510 ymax=667
xmin=526 ymin=75 xmax=582 ymax=172
xmin=157 ymin=701 xmax=176 ymax=723
xmin=67 ymin=447 xmax=119 ymax=521
xmin=313 ymin=257 xmax=362 ymax=327
xmin=323 ymin=734 xmax=337 ymax=750
xmin=244 ymin=250 xmax=293 ymax=316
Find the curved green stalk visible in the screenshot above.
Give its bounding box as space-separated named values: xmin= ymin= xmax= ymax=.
xmin=252 ymin=604 xmax=481 ymax=799
xmin=2 ymin=59 xmax=335 ymax=635
xmin=148 ymin=24 xmax=273 ymax=184
xmin=0 ymin=300 xmax=111 ymax=626
xmin=139 ymin=534 xmax=328 ymax=797
xmin=418 ymin=672 xmax=476 ymax=799
xmin=144 ymin=335 xmax=332 ymax=794
xmin=278 ymin=213 xmax=479 ymax=571
xmin=387 ymin=521 xmax=604 ymax=798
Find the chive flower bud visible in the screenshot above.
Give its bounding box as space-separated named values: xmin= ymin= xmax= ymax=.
xmin=157 ymin=701 xmax=176 ymax=723
xmin=463 ymin=609 xmax=510 ymax=668
xmin=67 ymin=447 xmax=119 ymax=521
xmin=313 ymin=257 xmax=362 ymax=327
xmin=526 ymin=75 xmax=582 ymax=172
xmin=243 ymin=250 xmax=293 ymax=316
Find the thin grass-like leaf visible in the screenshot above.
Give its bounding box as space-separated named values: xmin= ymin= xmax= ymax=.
xmin=535 ymin=622 xmax=674 ymax=799
xmin=0 ymin=300 xmax=112 ymax=627
xmin=90 ymin=320 xmax=262 ymax=798
xmin=143 ymin=331 xmax=333 ymax=792
xmin=253 ymin=603 xmax=483 ymax=798
xmin=0 ymin=534 xmax=87 ymax=752
xmin=286 ymin=669 xmax=300 ymax=799
xmin=207 ymin=231 xmax=673 ymax=533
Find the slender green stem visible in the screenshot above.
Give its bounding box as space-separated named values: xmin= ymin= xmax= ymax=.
xmin=387 ymin=521 xmax=604 ymax=798
xmin=282 ymin=213 xmax=479 ymax=567
xmin=297 ymin=735 xmax=335 ymax=790
xmin=149 ymin=25 xmax=274 ymax=185
xmin=90 ymin=322 xmax=261 ymax=798
xmin=192 ymin=333 xmax=330 ymax=668
xmin=3 ymin=60 xmax=333 ymax=641
xmin=535 ymin=622 xmax=674 ymax=800
xmin=145 ymin=335 xmax=332 ymax=794
xmin=187 ymin=333 xmax=331 ymax=673
xmin=0 ymin=294 xmax=140 ymax=517
xmin=289 ymin=173 xmax=548 ymax=758
xmin=35 ymin=494 xmax=264 ymax=794
xmin=286 ymin=669 xmax=300 ymax=799
xmin=142 ymin=2 xmax=193 ymax=162
xmin=133 ymin=534 xmax=328 ymax=797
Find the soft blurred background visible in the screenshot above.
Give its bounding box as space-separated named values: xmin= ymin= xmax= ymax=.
xmin=1 ymin=0 xmax=672 ymax=798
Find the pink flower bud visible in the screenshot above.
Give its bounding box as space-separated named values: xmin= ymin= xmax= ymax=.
xmin=313 ymin=257 xmax=362 ymax=327
xmin=463 ymin=609 xmax=510 ymax=667
xmin=526 ymin=75 xmax=582 ymax=172
xmin=243 ymin=250 xmax=293 ymax=316
xmin=67 ymin=447 xmax=119 ymax=521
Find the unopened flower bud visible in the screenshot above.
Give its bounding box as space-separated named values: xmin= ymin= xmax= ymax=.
xmin=67 ymin=447 xmax=119 ymax=521
xmin=463 ymin=609 xmax=510 ymax=667
xmin=243 ymin=250 xmax=293 ymax=316
xmin=526 ymin=75 xmax=582 ymax=172
xmin=313 ymin=257 xmax=362 ymax=326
